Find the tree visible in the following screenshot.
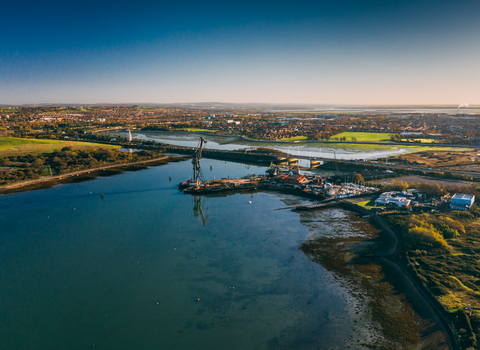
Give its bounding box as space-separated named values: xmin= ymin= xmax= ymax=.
xmin=418 ymin=182 xmax=444 ymax=197
xmin=390 ymin=134 xmax=402 ymax=141
xmin=352 ymin=173 xmax=364 ymax=183
xmin=33 ymin=158 xmax=44 ymax=167
xmin=0 ymin=158 xmax=11 ymax=166
xmin=384 ymin=180 xmax=408 ymax=192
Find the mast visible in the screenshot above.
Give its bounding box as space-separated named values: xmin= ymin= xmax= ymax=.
xmin=192 ymin=137 xmax=207 ymax=183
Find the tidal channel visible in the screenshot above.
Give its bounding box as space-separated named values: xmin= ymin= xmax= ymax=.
xmin=0 ymin=159 xmax=446 ymax=349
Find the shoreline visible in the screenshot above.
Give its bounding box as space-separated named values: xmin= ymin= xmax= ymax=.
xmin=344 ymin=201 xmax=459 ymax=349
xmin=0 ymin=155 xmax=186 ymax=196
xmin=182 ymin=185 xmax=458 ymax=348
xmin=134 ymin=130 xmax=480 ymax=149
xmin=2 ymin=156 xmax=459 ymax=348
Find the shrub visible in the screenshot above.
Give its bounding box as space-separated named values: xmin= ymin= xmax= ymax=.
xmin=409 ymin=226 xmax=447 ymax=247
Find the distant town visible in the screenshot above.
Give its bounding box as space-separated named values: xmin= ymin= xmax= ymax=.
xmin=1 ymin=105 xmax=480 ymax=145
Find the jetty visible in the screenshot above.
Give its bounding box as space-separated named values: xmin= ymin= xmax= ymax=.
xmin=293 ymin=200 xmax=340 ymax=211
xmin=178 ymin=138 xmax=379 ymax=200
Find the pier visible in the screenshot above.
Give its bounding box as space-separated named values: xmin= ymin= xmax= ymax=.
xmin=293 ymin=200 xmax=340 ymax=211
xmin=178 ymin=137 xmax=379 ymax=200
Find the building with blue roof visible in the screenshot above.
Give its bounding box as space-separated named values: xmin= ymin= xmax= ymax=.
xmin=450 ymin=193 xmax=475 ymax=211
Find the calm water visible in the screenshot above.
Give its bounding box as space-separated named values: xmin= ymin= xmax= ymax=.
xmin=113 ymin=131 xmax=411 ymax=160
xmin=269 ymin=107 xmax=480 ymax=115
xmin=1 ymin=159 xmax=371 ymax=350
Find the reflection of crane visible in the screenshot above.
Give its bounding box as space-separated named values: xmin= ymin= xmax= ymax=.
xmin=193 ymin=137 xmax=207 ymax=184
xmin=334 ymin=151 xmax=339 ymax=173
xmin=193 ymin=196 xmax=209 ymax=226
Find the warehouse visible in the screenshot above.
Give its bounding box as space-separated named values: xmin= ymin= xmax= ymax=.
xmin=450 ymin=193 xmax=475 ymax=211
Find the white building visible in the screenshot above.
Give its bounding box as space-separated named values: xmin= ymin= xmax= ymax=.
xmin=375 ymin=191 xmax=396 ymax=205
xmin=450 ymin=194 xmax=475 ymax=210
xmin=375 ymin=192 xmax=411 ymax=207
xmin=388 ymin=197 xmax=411 ymax=207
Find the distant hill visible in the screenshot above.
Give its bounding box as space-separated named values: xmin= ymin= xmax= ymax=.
xmin=1 ymin=102 xmax=479 ymax=110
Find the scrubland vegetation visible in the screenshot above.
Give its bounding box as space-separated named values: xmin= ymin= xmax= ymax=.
xmin=385 ymin=205 xmax=480 ymax=349
xmin=0 ymin=146 xmax=163 ymax=185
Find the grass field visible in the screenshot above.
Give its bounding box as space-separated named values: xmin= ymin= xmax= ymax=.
xmin=402 ymin=146 xmax=472 ymax=153
xmin=356 ymin=199 xmax=379 ymax=210
xmin=277 ymin=136 xmax=308 ymax=141
xmin=333 ymin=132 xmax=393 ymax=142
xmin=177 ymin=128 xmax=217 ymax=133
xmin=58 ymin=108 xmax=88 ymax=113
xmin=401 ymin=138 xmax=436 ymax=143
xmin=0 ymin=137 xmax=117 ymax=157
xmin=389 ymin=149 xmax=478 ymax=168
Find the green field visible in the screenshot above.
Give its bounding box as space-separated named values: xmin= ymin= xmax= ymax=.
xmin=177 ymin=128 xmax=217 ymax=133
xmin=401 ymin=146 xmax=472 ymax=154
xmin=0 ymin=137 xmax=117 ymax=157
xmin=401 ymin=138 xmax=436 ymax=143
xmin=356 ymin=199 xmax=379 ymax=210
xmin=58 ymin=108 xmax=88 ymax=113
xmin=333 ymin=132 xmax=393 ymax=142
xmin=277 ymin=136 xmax=308 ymax=141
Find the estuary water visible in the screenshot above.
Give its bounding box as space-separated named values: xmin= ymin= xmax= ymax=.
xmin=1 ymin=159 xmax=375 ymax=350
xmin=113 ymin=131 xmax=412 ymax=160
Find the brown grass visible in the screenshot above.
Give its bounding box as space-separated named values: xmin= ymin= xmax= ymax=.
xmin=389 ymin=150 xmax=479 ymax=169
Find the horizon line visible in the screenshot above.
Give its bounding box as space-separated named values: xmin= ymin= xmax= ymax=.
xmin=1 ymin=102 xmax=479 ymax=108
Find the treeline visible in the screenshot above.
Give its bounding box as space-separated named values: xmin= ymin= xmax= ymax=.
xmin=142 ymin=124 xmax=170 ymax=131
xmin=388 ymin=212 xmax=470 ymax=250
xmin=0 ymin=147 xmax=163 ymax=185
xmin=0 ymin=166 xmax=44 ymax=185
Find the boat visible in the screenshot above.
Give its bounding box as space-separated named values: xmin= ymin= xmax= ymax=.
xmin=178 ymin=180 xmax=193 ymax=189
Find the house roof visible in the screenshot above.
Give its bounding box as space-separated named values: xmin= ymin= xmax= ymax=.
xmin=452 ymin=193 xmax=475 ymax=201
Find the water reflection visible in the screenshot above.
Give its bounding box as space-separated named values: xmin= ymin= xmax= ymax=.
xmin=193 ymin=195 xmax=209 ymax=226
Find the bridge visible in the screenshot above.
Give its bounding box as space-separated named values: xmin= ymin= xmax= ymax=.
xmin=97 ymin=138 xmax=480 ymax=179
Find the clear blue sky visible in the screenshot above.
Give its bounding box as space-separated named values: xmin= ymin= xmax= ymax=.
xmin=1 ymin=0 xmax=479 ymax=105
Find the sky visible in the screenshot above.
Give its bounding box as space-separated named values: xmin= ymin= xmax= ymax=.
xmin=1 ymin=0 xmax=480 ymax=105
